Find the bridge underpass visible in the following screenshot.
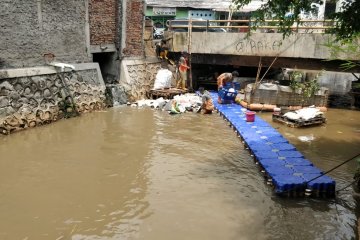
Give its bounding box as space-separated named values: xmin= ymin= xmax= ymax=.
xmin=164 ymin=31 xmax=360 ymax=90
xmin=190 ymin=54 xmax=354 ymax=90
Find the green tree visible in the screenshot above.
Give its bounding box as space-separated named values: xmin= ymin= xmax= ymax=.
xmin=232 ymin=0 xmax=360 ymax=40
xmin=232 ymin=0 xmax=360 ymax=70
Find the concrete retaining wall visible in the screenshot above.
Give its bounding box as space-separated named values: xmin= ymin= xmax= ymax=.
xmin=116 ymin=58 xmax=161 ymax=103
xmin=0 ymin=63 xmax=106 ymax=134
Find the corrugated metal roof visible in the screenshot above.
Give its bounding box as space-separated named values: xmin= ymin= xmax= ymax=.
xmin=146 ymin=0 xmax=266 ymax=11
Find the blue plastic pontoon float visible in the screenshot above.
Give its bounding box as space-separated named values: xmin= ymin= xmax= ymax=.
xmin=209 ymin=92 xmax=335 ymax=197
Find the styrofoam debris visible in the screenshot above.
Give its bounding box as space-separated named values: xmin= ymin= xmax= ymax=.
xmin=133 ymin=93 xmax=202 ymax=114
xmin=284 ymin=107 xmax=324 ymax=121
xmin=298 ymin=135 xmax=315 ymax=142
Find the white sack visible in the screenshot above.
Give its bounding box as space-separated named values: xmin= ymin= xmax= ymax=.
xmin=153 ymin=69 xmax=173 ymax=90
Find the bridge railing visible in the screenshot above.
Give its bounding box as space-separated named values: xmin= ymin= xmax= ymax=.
xmin=166 ymin=19 xmax=335 ymax=33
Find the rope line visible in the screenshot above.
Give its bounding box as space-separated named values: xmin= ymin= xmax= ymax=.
xmin=306 ymin=152 xmax=360 ymax=184
xmin=271 ymin=152 xmax=360 ymax=195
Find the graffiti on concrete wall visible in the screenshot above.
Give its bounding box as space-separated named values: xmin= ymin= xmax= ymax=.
xmin=235 ymin=38 xmax=283 ymax=54
xmin=0 ymin=70 xmax=106 ymax=135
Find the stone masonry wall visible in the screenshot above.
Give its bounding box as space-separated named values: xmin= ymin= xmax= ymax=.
xmin=122 ymin=0 xmax=145 ymax=57
xmin=0 ymin=64 xmax=106 ymax=135
xmin=89 ymin=0 xmax=116 ymax=45
xmin=0 ymin=0 xmax=90 ymax=68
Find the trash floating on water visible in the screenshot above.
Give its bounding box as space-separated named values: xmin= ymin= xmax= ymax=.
xmin=298 ymin=135 xmax=315 ymax=142
xmin=130 ymin=93 xmax=203 ymax=114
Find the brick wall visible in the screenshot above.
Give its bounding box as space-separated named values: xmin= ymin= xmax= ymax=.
xmin=122 ymin=0 xmax=144 ymax=57
xmin=89 ymin=0 xmax=116 ymax=45
xmin=0 ymin=0 xmax=90 ymax=68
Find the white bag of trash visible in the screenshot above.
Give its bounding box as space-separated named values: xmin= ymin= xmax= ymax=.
xmin=283 ymin=107 xmax=324 ymax=121
xmin=153 ymin=69 xmax=173 ymax=90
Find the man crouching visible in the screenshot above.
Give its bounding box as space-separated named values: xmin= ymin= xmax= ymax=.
xmin=199 ymin=87 xmax=214 ymax=114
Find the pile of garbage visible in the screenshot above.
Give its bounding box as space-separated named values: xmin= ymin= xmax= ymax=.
xmin=282 ymin=106 xmax=324 ymax=121
xmin=129 ymin=93 xmax=203 ymax=114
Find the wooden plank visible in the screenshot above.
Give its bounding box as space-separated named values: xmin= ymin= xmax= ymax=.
xmin=148 ymin=88 xmax=189 ymax=99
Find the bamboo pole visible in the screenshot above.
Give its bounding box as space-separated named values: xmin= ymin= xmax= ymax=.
xmin=259 ymin=57 xmax=278 ymax=84
xmin=252 ymin=57 xmax=262 ymax=95
xmin=187 ymin=18 xmax=193 ymax=90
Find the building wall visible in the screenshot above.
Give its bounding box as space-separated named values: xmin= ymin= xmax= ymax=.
xmin=89 ymin=0 xmax=117 ymax=45
xmin=188 ymin=10 xmax=215 ymax=20
xmin=122 ymin=0 xmax=145 ymax=57
xmin=0 ymin=0 xmax=91 ymax=69
xmin=145 ymin=7 xmax=190 ymax=28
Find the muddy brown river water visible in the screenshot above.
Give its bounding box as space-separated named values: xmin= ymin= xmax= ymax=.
xmin=0 ymin=107 xmax=360 ymax=240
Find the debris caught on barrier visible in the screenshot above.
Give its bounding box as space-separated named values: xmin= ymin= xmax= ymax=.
xmin=130 ymin=93 xmax=203 ymax=114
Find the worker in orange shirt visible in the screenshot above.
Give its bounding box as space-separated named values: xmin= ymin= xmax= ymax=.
xmin=176 ymin=52 xmax=190 ymax=90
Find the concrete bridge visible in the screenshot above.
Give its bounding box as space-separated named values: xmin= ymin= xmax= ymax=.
xmin=165 ymin=31 xmax=359 ymax=72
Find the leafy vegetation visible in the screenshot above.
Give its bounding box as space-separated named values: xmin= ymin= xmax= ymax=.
xmin=232 ymin=0 xmax=360 ymax=70
xmin=323 ymin=33 xmax=360 ymax=70
xmin=232 ymin=0 xmax=360 ymax=40
xmin=289 ymin=71 xmax=321 ymax=106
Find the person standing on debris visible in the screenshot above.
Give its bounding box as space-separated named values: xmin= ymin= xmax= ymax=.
xmin=176 ymin=51 xmax=190 ymax=90
xmin=217 ymin=71 xmax=239 ymax=89
xmin=198 ymin=87 xmax=214 ymax=114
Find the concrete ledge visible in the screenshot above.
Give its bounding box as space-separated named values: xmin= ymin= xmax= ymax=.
xmin=90 ymin=44 xmax=117 ymax=53
xmin=122 ymin=58 xmax=160 ymax=66
xmin=0 ymin=63 xmax=104 ymax=87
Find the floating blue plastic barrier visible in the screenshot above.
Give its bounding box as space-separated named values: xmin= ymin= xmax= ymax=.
xmin=278 ymin=150 xmax=304 ymax=158
xmin=292 ymin=165 xmax=323 ymax=174
xmin=249 ymin=145 xmax=273 ymax=153
xmin=255 ymin=150 xmax=280 ymax=159
xmin=209 ymin=93 xmax=336 ymax=198
xmin=271 ymin=143 xmax=296 ymax=151
xmin=302 ymin=174 xmax=336 ymax=196
xmin=265 ymin=136 xmax=289 ymax=144
xmin=264 ymin=165 xmax=294 ymax=178
xmin=272 ymin=175 xmax=307 ymax=194
xmin=284 ymin=158 xmax=313 ymax=166
xmin=258 ymin=158 xmax=287 ymax=167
